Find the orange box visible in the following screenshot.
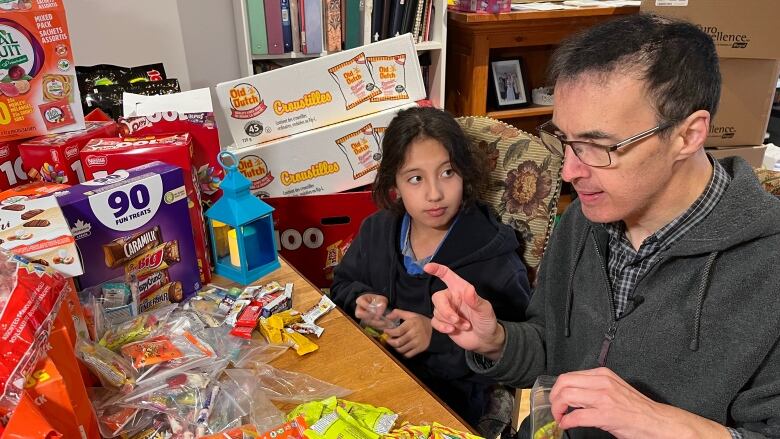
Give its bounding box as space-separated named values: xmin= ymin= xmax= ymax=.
xmin=1 ymin=393 xmax=62 ymax=438
xmin=0 ymin=1 xmax=85 ymax=142
xmin=24 ymin=323 xmax=100 ymax=439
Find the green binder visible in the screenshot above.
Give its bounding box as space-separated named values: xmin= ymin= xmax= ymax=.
xmin=247 ymin=0 xmax=269 ymax=55
xmin=344 ymin=0 xmax=362 ymax=49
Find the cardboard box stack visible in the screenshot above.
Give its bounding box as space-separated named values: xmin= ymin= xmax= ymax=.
xmin=641 ymin=0 xmax=780 ymax=165
xmin=215 ymin=35 xmax=427 ymax=286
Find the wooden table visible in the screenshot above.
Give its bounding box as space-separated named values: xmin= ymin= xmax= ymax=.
xmin=446 ymin=6 xmax=638 ymax=133
xmin=215 ymin=258 xmax=470 ymax=431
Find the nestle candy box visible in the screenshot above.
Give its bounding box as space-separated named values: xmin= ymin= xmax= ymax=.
xmin=54 ymin=162 xmax=201 ymax=304
xmin=0 ymin=139 xmax=29 ymax=190
xmin=18 ymin=120 xmax=118 ymax=184
xmin=216 ymin=34 xmax=424 ymax=148
xmin=0 ymin=0 xmax=86 ymax=142
xmin=80 ymin=133 xmax=211 ymax=284
xmin=0 ymin=181 xmax=82 ymax=276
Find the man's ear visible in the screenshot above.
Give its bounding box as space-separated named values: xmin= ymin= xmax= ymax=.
xmin=674 ymin=110 xmax=710 ymax=160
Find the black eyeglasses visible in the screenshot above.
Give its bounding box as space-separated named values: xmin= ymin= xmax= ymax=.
xmin=537 ymin=120 xmax=676 ymax=168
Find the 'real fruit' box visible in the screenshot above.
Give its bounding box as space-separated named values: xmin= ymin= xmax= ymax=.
xmin=53 ymin=162 xmax=201 ymax=306
xmin=0 ymin=0 xmax=85 ymax=142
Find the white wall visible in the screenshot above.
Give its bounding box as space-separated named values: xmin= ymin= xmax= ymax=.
xmin=62 ymin=0 xmax=244 ymax=146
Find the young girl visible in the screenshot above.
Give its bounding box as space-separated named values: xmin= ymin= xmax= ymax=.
xmin=331 ymin=107 xmax=531 ymax=429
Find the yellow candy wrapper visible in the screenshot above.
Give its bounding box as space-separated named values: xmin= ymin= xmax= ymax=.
xmin=431 ymin=423 xmax=484 ymax=439
xmin=305 ymin=407 xmax=379 ymax=439
xmin=338 ymin=400 xmax=398 ymax=434
xmin=258 ymin=316 xmax=287 ymax=345
xmin=287 ymin=396 xmax=338 ymax=426
xmin=385 ymin=423 xmax=432 ymax=439
xmin=283 ymin=328 xmax=318 ymax=355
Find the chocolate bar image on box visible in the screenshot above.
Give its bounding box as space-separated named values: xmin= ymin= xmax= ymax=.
xmin=23 ymin=219 xmax=50 ymax=227
xmin=20 ymin=209 xmax=44 ymax=220
xmin=138 ymin=281 xmax=183 ymax=313
xmin=1 ymin=204 xmax=25 ymax=211
xmin=125 ymin=240 xmax=180 ymax=277
xmin=104 ymin=226 xmax=163 ymax=268
xmin=136 ymin=269 xmax=171 ymax=298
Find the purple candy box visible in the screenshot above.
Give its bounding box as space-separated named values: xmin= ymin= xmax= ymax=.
xmin=54 ymin=161 xmax=201 ymax=302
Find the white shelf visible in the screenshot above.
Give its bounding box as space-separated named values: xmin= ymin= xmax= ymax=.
xmin=232 ymin=0 xmax=447 ymax=108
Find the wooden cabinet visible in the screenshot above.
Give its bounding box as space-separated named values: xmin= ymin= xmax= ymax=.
xmin=445 ymin=6 xmax=638 ymax=132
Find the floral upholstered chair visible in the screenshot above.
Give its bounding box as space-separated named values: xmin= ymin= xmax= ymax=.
xmin=456 ymin=116 xmax=564 ymax=284
xmin=456 ymin=116 xmax=563 ymax=437
xmin=755 ymin=168 xmax=780 ymax=197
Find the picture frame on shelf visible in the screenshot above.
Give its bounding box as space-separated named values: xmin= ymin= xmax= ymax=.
xmin=489 ymin=58 xmax=529 ymax=109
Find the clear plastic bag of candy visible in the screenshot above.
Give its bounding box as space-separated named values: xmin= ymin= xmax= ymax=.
xmin=99 ymin=303 xmax=177 ymax=351
xmin=531 ymin=375 xmax=563 ymax=439
xmin=76 ymin=337 xmax=137 ymax=391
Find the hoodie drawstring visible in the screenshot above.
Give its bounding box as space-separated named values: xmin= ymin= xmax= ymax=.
xmin=564 ymin=227 xmax=589 ymax=337
xmin=689 ymin=251 xmax=719 ymax=351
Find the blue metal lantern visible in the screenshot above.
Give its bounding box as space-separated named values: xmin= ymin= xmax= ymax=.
xmin=204 ymin=151 xmax=280 ymax=285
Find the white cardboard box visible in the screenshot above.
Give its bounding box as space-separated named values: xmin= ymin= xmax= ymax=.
xmin=216 ymin=35 xmax=425 ymax=148
xmin=232 ymin=103 xmax=416 ymax=197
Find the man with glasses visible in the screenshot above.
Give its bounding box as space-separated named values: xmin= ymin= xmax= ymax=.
xmin=425 ymin=13 xmax=780 ymax=439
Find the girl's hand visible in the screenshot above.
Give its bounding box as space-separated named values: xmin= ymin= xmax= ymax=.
xmin=355 ymin=294 xmax=391 ymax=329
xmin=383 ymin=310 xmax=433 ymax=358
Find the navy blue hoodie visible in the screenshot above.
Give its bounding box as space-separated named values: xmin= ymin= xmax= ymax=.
xmin=332 ymin=202 xmax=531 ymax=424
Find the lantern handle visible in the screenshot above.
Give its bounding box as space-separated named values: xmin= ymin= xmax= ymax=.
xmin=217 ymin=151 xmax=239 ymax=172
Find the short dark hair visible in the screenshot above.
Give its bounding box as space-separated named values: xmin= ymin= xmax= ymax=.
xmin=373 ymin=107 xmax=485 ymax=214
xmin=548 ymin=13 xmax=721 ymax=132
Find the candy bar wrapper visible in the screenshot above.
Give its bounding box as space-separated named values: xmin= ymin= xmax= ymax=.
xmin=125 ymin=241 xmax=180 ymax=278
xmin=225 ymin=300 xmax=251 ymax=327
xmin=236 ymin=303 xmax=264 ymax=328
xmin=135 ymin=270 xmax=171 ymax=298
xmin=103 ymin=226 xmax=162 ymax=269
xmin=230 ymin=325 xmax=255 ymax=339
xmin=258 ymin=316 xmax=287 ymax=345
xmin=290 ymin=322 xmax=324 ymax=338
xmin=245 ymin=281 xmax=283 ymax=299
xmin=261 ymin=283 xmax=293 ymax=317
xmin=302 ymin=295 xmax=336 ymax=325
xmin=138 ymin=281 xmax=183 ymax=313
xmin=283 ymin=328 xmax=318 ymax=356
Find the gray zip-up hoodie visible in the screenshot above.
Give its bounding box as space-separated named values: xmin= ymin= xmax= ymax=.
xmin=467 ymin=158 xmax=780 ymax=438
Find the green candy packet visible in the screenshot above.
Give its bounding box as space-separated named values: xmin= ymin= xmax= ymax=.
xmin=306 ymin=407 xmax=380 ymax=439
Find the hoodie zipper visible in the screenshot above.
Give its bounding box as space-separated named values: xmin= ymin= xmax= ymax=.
xmin=592 ymin=230 xmax=618 ymax=367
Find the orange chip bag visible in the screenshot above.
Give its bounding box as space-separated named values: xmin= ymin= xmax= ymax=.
xmin=121 ymin=335 xmax=183 ymax=369
xmin=367 ymin=55 xmax=409 ymax=102
xmin=336 ymin=123 xmax=382 ymax=180
xmin=328 ymin=53 xmax=381 ymax=110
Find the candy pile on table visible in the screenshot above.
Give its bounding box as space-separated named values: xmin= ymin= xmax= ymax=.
xmin=1 ymin=255 xmax=483 ymax=439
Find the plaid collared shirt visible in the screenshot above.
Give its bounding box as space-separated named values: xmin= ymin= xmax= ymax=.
xmin=603 ymin=157 xmax=730 ymax=318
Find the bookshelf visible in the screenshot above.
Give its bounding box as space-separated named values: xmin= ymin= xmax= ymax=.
xmin=232 ymin=0 xmax=447 ymax=108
